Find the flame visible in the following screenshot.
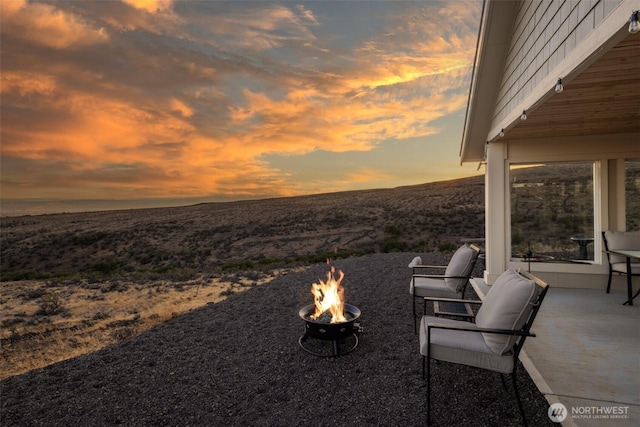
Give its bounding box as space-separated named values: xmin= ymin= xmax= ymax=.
xmin=310 ymin=266 xmax=347 ymax=323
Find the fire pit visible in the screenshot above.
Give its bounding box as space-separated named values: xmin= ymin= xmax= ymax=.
xmin=298 ymin=266 xmax=362 ymax=357
xmin=298 ymin=303 xmax=362 ymax=356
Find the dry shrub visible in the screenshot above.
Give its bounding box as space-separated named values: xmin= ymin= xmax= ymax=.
xmin=36 ymin=292 xmax=65 ymax=316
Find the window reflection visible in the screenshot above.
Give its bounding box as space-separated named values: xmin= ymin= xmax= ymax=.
xmin=626 ymin=159 xmax=640 ymax=232
xmin=510 ymin=162 xmax=594 ymax=261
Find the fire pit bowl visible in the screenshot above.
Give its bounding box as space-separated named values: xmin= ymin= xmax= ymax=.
xmin=298 ymin=304 xmax=362 ymax=357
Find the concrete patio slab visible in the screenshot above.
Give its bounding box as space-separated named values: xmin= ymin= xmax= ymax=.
xmin=520 ymin=288 xmax=640 ymax=426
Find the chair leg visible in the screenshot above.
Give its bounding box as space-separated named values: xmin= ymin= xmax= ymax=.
xmin=500 ymin=373 xmax=508 ymax=390
xmin=413 ymin=296 xmax=417 ymax=334
xmin=413 ymin=296 xmax=427 ymax=334
xmin=606 ymin=269 xmax=612 ymax=293
xmin=426 ymin=356 xmax=432 ymax=426
xmin=511 ymin=369 xmax=528 ymax=427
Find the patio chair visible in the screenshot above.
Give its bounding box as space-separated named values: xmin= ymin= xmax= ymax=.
xmin=602 ymin=231 xmax=640 ymax=293
xmin=419 ymin=268 xmax=548 ymax=426
xmin=410 ymin=244 xmax=480 ymax=333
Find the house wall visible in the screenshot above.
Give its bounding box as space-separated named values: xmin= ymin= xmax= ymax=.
xmin=492 ymin=0 xmax=623 ymax=128
xmin=479 ymin=0 xmax=640 ymax=289
xmin=483 ymin=133 xmax=639 ymax=289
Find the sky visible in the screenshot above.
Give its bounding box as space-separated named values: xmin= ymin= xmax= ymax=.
xmin=0 ymin=0 xmax=484 ymax=215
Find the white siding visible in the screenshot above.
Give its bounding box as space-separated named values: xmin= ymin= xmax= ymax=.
xmin=492 ymin=0 xmax=623 ymax=126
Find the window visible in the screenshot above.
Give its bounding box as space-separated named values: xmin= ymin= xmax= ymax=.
xmin=510 ymin=162 xmax=594 ymax=261
xmin=626 ymin=159 xmax=640 ymax=231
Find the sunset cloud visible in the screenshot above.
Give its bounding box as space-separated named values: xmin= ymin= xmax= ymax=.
xmin=347 ymin=168 xmax=394 ymax=184
xmin=0 ymin=0 xmax=108 ymax=49
xmin=1 ymin=1 xmax=482 ymax=206
xmin=122 ymin=0 xmax=173 ymax=13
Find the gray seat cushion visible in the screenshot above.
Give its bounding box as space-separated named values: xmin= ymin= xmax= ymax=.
xmin=419 ymin=315 xmax=514 ymax=374
xmin=410 ymin=276 xmax=462 ymax=298
xmin=444 ymin=245 xmax=477 ymax=292
xmin=475 ymin=268 xmax=539 ymax=355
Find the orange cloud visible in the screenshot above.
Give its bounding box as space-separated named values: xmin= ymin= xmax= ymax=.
xmin=122 ymin=0 xmax=173 ymax=13
xmin=0 ymin=0 xmax=108 ymax=49
xmin=0 ymin=0 xmax=482 ymax=203
xmin=169 ymin=98 xmax=194 ymax=118
xmin=196 ymin=3 xmax=319 ymax=53
xmin=0 ymin=71 xmax=57 ymax=97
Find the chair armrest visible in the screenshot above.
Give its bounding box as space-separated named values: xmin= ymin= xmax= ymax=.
xmin=412 ymin=265 xmax=447 ymax=274
xmin=413 ymin=274 xmax=473 ymax=279
xmin=413 ymin=264 xmax=448 ymax=269
xmin=426 ymin=322 xmax=535 ymax=338
xmin=423 ymin=296 xmax=482 ymax=305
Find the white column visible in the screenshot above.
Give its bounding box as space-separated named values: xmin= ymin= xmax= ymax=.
xmin=484 ymin=141 xmax=508 ymax=284
xmin=607 ymin=158 xmax=625 ymax=231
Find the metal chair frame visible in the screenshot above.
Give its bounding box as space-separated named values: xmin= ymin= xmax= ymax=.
xmin=421 ymin=271 xmax=548 ymax=426
xmin=411 ymin=244 xmax=480 ymax=333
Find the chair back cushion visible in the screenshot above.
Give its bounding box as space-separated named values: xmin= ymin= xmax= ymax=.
xmin=604 ymin=231 xmax=640 ymax=264
xmin=476 ymin=268 xmax=539 ymax=355
xmin=444 ymin=245 xmax=477 ymax=292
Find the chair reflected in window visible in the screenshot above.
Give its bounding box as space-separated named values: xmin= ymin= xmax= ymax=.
xmin=602 ymin=231 xmax=640 ymax=294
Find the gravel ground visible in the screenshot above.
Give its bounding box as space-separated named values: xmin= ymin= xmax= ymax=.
xmin=1 ymin=253 xmax=554 ymax=426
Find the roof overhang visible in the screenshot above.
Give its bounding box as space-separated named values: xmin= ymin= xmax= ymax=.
xmin=495 ymin=32 xmax=640 ymax=143
xmin=460 ymin=0 xmax=640 ymax=164
xmin=459 ymin=0 xmax=518 ymax=162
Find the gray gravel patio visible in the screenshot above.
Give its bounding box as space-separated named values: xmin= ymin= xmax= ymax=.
xmin=1 ymin=252 xmax=554 ymax=426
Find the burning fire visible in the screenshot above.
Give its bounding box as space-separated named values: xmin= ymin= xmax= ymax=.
xmin=310 ymin=266 xmax=347 ymax=323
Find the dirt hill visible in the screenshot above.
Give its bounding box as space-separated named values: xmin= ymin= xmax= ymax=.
xmin=1 ymin=175 xmax=485 ymax=281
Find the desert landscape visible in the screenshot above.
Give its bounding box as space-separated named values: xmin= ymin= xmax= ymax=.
xmin=1 ymin=176 xmax=485 ymax=380
xmin=1 ymin=176 xmax=562 ymax=426
xmin=0 ymin=268 xmax=303 ymax=380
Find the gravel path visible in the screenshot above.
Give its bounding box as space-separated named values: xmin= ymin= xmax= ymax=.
xmin=1 ymin=253 xmax=553 ymax=426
